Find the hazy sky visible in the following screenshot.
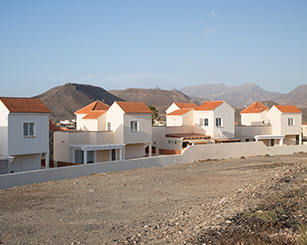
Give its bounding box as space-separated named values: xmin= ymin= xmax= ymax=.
xmin=1 ymin=0 xmax=306 ymax=97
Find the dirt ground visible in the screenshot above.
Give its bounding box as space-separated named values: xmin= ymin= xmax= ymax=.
xmin=1 ymin=154 xmax=307 ymax=244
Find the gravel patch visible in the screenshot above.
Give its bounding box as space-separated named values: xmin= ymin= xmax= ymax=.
xmin=1 ymin=153 xmax=307 ymax=244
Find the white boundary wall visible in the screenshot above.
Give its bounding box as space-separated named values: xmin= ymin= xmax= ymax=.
xmin=266 ymin=145 xmax=307 ymax=155
xmin=1 ymin=142 xmax=307 ymax=190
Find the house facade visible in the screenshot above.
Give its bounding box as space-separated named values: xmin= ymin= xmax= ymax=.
xmin=54 ymin=101 xmax=152 ymax=164
xmin=235 ymin=101 xmax=302 ymax=146
xmin=152 ymin=101 xmax=237 ymax=154
xmin=0 ymin=97 xmax=50 ymax=172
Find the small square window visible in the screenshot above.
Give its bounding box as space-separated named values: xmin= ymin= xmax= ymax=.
xmin=130 ymin=120 xmax=139 ymax=133
xmin=288 ymin=118 xmax=294 ymax=126
xmin=23 ymin=123 xmax=35 ymax=137
xmin=216 ymin=117 xmax=223 ymax=127
xmin=106 ymin=121 xmax=112 ymax=131
xmin=199 ymin=118 xmax=209 ymax=127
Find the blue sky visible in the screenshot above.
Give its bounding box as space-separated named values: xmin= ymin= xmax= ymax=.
xmin=1 ymin=0 xmax=306 ymax=97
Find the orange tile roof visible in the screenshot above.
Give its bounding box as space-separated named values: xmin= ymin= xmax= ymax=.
xmin=167 ymin=108 xmax=193 ymax=116
xmin=0 ymin=97 xmax=50 ymax=113
xmin=240 ymin=101 xmax=269 ymax=114
xmin=82 ymin=110 xmax=106 ymax=119
xmin=274 ymin=105 xmax=302 ymax=114
xmin=195 ymin=101 xmax=224 ymax=111
xmin=74 ymin=101 xmax=110 ymax=114
xmin=174 ymin=103 xmax=198 ymax=109
xmin=116 ymin=101 xmax=152 ymax=114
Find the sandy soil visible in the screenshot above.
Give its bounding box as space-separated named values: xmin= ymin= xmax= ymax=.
xmin=1 ymin=154 xmax=306 ymax=244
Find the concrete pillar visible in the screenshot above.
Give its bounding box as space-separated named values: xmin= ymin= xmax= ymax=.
xmin=119 ymin=148 xmax=123 ymax=160
xmin=83 ymin=150 xmax=87 ymax=164
xmin=8 ymin=156 xmax=14 ymax=174
xmin=148 ymin=142 xmax=152 ymax=157
xmin=45 ymin=152 xmax=49 ymax=169
xmin=280 ymin=138 xmax=283 ymax=146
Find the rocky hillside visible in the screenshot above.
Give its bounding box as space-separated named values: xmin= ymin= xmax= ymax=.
xmin=109 ymin=88 xmax=203 ymax=119
xmin=276 ymin=84 xmax=307 ymax=107
xmin=35 ymin=83 xmax=124 ymax=122
xmin=109 ymin=88 xmax=192 ymax=106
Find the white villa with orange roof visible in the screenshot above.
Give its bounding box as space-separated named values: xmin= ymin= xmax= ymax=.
xmin=0 ymin=97 xmax=50 ymax=173
xmin=152 ymin=101 xmax=237 ymax=154
xmin=53 ymin=101 xmax=152 ymax=164
xmin=235 ymin=101 xmax=302 ymax=146
xmin=75 ymin=100 xmax=110 ymax=131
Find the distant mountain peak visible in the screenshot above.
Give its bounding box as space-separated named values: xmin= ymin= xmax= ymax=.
xmin=153 ymin=86 xmax=161 ymax=90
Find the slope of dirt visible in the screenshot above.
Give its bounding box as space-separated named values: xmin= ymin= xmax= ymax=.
xmin=1 ymin=154 xmax=307 ymax=244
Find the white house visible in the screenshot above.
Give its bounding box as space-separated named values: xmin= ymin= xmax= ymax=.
xmin=267 ymin=105 xmax=302 ymax=145
xmin=0 ymin=97 xmax=50 ymax=172
xmin=166 ymin=102 xmax=197 ymax=128
xmin=236 ymin=101 xmax=302 ymax=146
xmin=53 ymin=101 xmax=153 ymax=164
xmin=193 ymin=101 xmax=235 ymax=139
xmin=75 ymin=100 xmax=110 ymax=131
xmin=240 ymin=101 xmax=269 ymax=126
xmin=152 ymin=101 xmax=238 ymax=154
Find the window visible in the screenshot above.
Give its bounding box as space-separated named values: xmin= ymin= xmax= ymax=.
xmin=75 ymin=149 xmax=83 ymax=164
xmin=23 ymin=123 xmax=35 ymax=137
xmin=198 ymin=118 xmax=209 ymax=127
xmin=87 ymin=151 xmax=94 ymax=163
xmin=130 ymin=120 xmax=139 ymax=133
xmin=106 ymin=121 xmax=112 ymax=131
xmin=288 ymin=118 xmax=295 ymax=126
xmin=111 ymin=149 xmax=116 ymax=161
xmin=216 ymin=117 xmax=223 ymax=127
xmin=268 ymin=119 xmax=271 ymax=126
xmin=74 ymin=150 xmax=94 ymax=164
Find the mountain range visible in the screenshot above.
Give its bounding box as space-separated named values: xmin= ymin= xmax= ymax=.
xmin=34 ymin=82 xmax=307 ymax=122
xmin=180 ymin=83 xmax=283 ymax=107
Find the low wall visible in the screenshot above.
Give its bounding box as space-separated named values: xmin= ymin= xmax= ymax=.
xmin=1 ymin=142 xmax=306 ymax=190
xmin=0 ymin=154 xmax=184 ymax=190
xmin=266 ymin=145 xmax=307 ymax=155
xmin=183 ymin=142 xmax=266 ymax=162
